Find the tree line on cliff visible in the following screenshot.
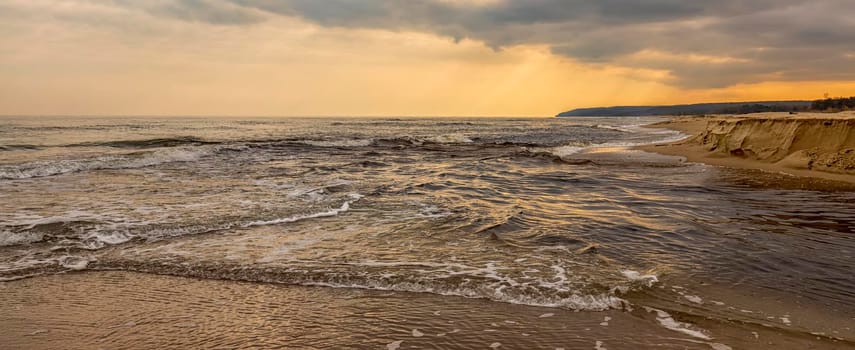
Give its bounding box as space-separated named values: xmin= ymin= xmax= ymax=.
xmin=557 ymin=96 xmax=855 ymax=117
xmin=811 ymin=96 xmax=855 ymax=112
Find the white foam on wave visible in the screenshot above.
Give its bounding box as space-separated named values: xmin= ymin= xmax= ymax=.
xmin=4 ymin=210 xmax=105 ymax=228
xmin=0 ymin=210 xmax=115 ymax=247
xmin=286 ymin=179 xmax=353 ymax=200
xmin=619 ymin=124 xmax=690 ymax=145
xmin=295 ymin=275 xmax=628 ymax=311
xmin=243 ymin=194 xmax=363 ymax=227
xmin=58 ymin=255 xmax=91 ymax=270
xmin=549 ymin=145 xmax=586 ymax=157
xmin=3 ymin=191 xmax=362 ymax=252
xmin=644 ymin=306 xmax=711 ymax=340
xmin=0 ymin=146 xmax=218 ymax=180
xmin=620 ymin=270 xmax=659 ymax=287
xmin=541 ymin=122 xmax=690 ymax=160
xmin=77 ymin=221 xmax=238 ymax=250
xmin=595 ymin=124 xmax=631 ymax=132
xmin=83 ymin=193 xmax=363 ymax=248
xmin=684 ymin=295 xmax=704 ymax=304
xmin=424 ymin=134 xmax=474 ymax=144
xmin=0 ymin=230 xmax=45 ymax=246
xmin=254 ymin=264 xmax=663 ymax=311
xmin=412 ymin=202 xmax=452 ymax=219
xmin=83 ymin=230 xmax=135 ymax=248
xmin=301 ymin=139 xmax=374 ymax=147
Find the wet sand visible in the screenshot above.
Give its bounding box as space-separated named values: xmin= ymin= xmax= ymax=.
xmin=638 ymin=112 xmax=855 ymax=185
xmin=1 ymin=271 xmax=852 ymax=350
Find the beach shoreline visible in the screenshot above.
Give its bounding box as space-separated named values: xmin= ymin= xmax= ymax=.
xmin=637 ymin=112 xmax=855 ymax=185
xmin=3 ymin=271 xmax=851 ymax=350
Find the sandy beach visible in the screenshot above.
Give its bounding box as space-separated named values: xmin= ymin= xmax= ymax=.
xmin=638 ymin=112 xmax=855 ymax=185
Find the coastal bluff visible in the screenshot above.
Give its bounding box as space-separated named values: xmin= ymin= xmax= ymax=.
xmin=640 ymin=112 xmax=855 ymax=184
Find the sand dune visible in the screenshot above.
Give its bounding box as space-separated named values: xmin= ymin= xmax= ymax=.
xmin=639 ymin=112 xmax=855 ymax=184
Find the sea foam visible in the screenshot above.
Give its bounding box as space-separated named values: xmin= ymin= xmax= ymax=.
xmin=0 ymin=147 xmax=214 ymax=180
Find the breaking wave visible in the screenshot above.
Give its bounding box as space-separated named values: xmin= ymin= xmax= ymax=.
xmin=90 ymin=259 xmax=656 ymax=312
xmin=71 ymin=136 xmax=220 ymax=149
xmin=0 ymin=145 xmax=238 ymax=180
xmin=296 ymin=134 xmax=474 ymax=148
xmin=299 ymin=139 xmax=375 ymax=148
xmin=0 ymin=144 xmax=41 ymax=151
xmin=0 ymin=195 xmax=363 ymax=248
xmin=0 ymin=229 xmax=45 ymax=246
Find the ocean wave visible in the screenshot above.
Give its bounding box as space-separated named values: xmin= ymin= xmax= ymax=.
xmin=300 ymin=279 xmax=628 ymax=311
xmin=643 ymin=306 xmax=712 ymax=340
xmin=0 ymin=195 xmax=363 ymax=249
xmin=422 ymin=134 xmax=474 ymax=144
xmin=98 ymin=126 xmax=672 ymax=156
xmin=0 ymin=229 xmax=45 ymax=246
xmin=0 ymin=212 xmax=111 ymax=247
xmin=517 ymin=143 xmax=591 ymax=162
xmin=620 ymin=270 xmax=659 ymax=287
xmin=70 ymin=136 xmax=219 ymax=149
xmin=0 ymin=144 xmax=41 ymax=151
xmin=520 ymin=126 xmax=689 ymax=162
xmin=549 ymin=145 xmax=587 ymax=158
xmin=242 ymin=194 xmax=362 ymax=227
xmin=0 ymin=146 xmax=221 ymax=180
xmin=296 ymin=134 xmax=474 ymax=148
xmin=300 ymin=139 xmax=375 ymax=148
xmin=58 ymin=255 xmax=91 ymax=270
xmin=88 ymin=259 xmax=656 ymax=312
xmin=594 ymin=124 xmax=630 ymax=132
xmin=2 ymin=137 xmax=221 ymax=151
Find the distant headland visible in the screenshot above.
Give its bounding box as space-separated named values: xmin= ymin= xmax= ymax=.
xmin=556 ymin=97 xmax=855 ymax=117
xmin=556 ymin=101 xmax=812 ymax=117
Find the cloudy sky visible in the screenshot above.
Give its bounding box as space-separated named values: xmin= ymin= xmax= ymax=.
xmin=2 ymin=0 xmax=854 ymax=116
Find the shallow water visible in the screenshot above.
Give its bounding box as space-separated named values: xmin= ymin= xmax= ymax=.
xmin=3 ymin=271 xmax=845 ymax=350
xmin=1 ymin=116 xmax=854 ymax=348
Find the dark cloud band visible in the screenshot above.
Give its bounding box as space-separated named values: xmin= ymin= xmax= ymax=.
xmin=93 ymin=0 xmax=855 ymax=87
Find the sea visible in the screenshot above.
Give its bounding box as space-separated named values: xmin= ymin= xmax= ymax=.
xmin=1 ymin=116 xmax=853 ymax=349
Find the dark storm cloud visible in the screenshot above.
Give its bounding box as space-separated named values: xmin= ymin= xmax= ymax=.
xmin=160 ymin=0 xmax=265 ymax=25
xmin=130 ymin=0 xmax=855 ymax=87
xmin=113 ymin=0 xmax=267 ymax=25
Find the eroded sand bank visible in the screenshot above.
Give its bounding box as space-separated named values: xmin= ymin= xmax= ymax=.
xmin=639 ymin=112 xmax=855 ymax=184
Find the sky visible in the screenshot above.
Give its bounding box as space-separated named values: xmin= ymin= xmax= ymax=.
xmin=1 ymin=0 xmax=854 ymax=117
